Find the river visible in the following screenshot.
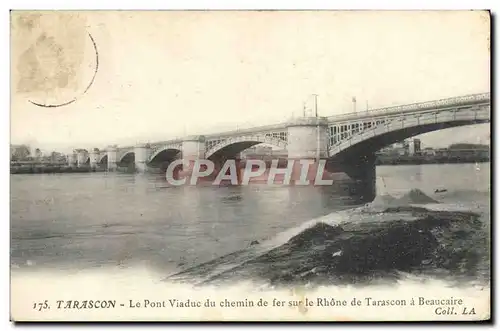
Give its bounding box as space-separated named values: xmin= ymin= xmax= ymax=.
xmin=10 ymin=163 xmax=491 ymax=321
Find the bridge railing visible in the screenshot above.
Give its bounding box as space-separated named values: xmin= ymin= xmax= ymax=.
xmin=326 ymin=92 xmax=490 ymax=122
xmin=203 ymin=122 xmax=290 ymax=139
xmin=106 ymin=93 xmax=490 ymax=150
xmin=112 ymin=123 xmax=291 ymax=150
xmin=329 ymin=106 xmax=490 ymax=155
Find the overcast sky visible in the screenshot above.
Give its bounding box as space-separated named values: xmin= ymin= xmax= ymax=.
xmin=10 ymin=11 xmax=490 ymax=153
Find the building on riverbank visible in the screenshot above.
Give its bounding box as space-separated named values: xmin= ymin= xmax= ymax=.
xmin=376 ymin=139 xmax=421 ymax=157
xmin=10 ymin=144 xmax=31 ymax=161
xmin=375 ymin=143 xmax=489 ymax=165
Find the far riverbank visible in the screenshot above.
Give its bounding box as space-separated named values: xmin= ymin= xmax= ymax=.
xmin=375 ymin=155 xmax=489 ymax=166
xmin=10 ymin=157 xmax=491 ymax=175
xmin=10 ymin=165 xmax=107 ymax=175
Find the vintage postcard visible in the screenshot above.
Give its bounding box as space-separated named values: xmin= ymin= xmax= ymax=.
xmin=10 ymin=10 xmax=491 ymax=322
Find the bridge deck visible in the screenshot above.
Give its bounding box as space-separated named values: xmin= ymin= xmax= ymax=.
xmin=92 ymin=92 xmax=490 ymax=152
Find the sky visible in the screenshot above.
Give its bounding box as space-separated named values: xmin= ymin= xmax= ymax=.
xmin=10 ymin=10 xmax=490 ymax=153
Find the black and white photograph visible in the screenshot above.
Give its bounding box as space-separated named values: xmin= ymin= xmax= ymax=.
xmin=9 ymin=9 xmax=491 ymax=322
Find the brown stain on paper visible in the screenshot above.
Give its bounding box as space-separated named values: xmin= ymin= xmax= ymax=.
xmin=11 ymin=11 xmax=90 ymax=105
xmin=290 ymin=287 xmax=355 ymax=321
xmin=290 ymin=287 xmax=308 ymax=315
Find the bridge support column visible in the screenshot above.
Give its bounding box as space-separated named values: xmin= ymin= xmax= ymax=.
xmin=327 ymin=152 xmax=377 ymax=202
xmin=134 ymin=143 xmax=151 ymax=173
xmin=286 ymin=117 xmax=329 ymax=160
xmin=89 ymin=149 xmax=99 ymax=170
xmin=181 ymin=135 xmax=206 ymax=172
xmin=76 ymin=150 xmax=88 ymax=168
xmin=107 ymin=146 xmax=118 ymax=172
xmin=286 ymin=117 xmax=329 ymax=183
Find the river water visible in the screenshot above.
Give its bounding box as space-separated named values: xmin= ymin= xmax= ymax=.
xmin=10 ymin=163 xmax=491 ymax=320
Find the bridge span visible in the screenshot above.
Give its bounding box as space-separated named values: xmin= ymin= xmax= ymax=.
xmin=67 ymin=92 xmax=490 ymax=199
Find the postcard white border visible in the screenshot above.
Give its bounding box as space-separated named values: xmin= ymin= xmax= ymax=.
xmin=2 ymin=0 xmax=497 ymax=330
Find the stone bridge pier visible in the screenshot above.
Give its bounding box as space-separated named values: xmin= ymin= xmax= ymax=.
xmin=181 ymin=136 xmax=206 ymax=172
xmin=286 ymin=117 xmax=330 ymax=183
xmin=285 ymin=116 xmax=376 ymax=200
xmin=107 ymin=146 xmax=118 ymax=171
xmin=89 ymin=149 xmax=99 ymax=169
xmin=76 ymin=149 xmax=88 ymax=168
xmin=134 ymin=143 xmax=152 ymax=173
xmin=326 ymin=152 xmax=377 ymax=202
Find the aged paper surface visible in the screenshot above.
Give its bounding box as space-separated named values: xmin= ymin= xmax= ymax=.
xmin=10 ymin=10 xmax=491 ymax=322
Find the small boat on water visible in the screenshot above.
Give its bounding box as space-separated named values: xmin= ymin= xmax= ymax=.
xmin=434 ymin=189 xmax=448 ymax=193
